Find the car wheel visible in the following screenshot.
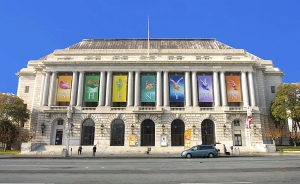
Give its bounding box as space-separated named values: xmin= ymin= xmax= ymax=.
xmin=208 ymin=153 xmax=214 ymax=158
xmin=186 ymin=153 xmax=192 ymax=158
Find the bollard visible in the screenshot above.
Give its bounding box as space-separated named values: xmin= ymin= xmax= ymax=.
xmin=147 ymin=147 xmax=151 ymax=154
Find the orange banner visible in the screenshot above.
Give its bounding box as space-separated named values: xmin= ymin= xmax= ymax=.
xmin=129 ymin=134 xmax=136 ymax=146
xmin=226 ymin=76 xmax=242 ymax=102
xmin=184 ymin=129 xmax=192 ymax=149
xmin=56 ymin=76 xmax=72 ymax=102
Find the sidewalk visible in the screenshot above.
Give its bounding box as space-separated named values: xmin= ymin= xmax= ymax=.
xmin=0 ymin=151 xmax=299 ymax=159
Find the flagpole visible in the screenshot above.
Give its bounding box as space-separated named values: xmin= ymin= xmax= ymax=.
xmin=147 ymin=16 xmax=150 ymax=57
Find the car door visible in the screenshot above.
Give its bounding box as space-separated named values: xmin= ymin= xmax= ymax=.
xmin=198 ymin=146 xmax=206 ymax=156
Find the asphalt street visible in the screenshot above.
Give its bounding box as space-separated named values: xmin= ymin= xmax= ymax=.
xmin=0 ymin=155 xmax=299 ymax=184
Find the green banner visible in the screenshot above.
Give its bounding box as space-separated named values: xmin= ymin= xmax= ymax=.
xmin=84 ymin=76 xmax=99 ymax=102
xmin=141 ymin=75 xmax=156 ymax=102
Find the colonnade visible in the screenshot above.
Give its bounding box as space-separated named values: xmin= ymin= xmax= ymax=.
xmin=42 ymin=71 xmax=256 ymax=108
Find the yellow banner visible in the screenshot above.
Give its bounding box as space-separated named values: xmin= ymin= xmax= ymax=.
xmin=56 ymin=76 xmax=72 ymax=102
xmin=226 ymin=76 xmax=242 ymax=102
xmin=129 ymin=134 xmax=136 ymax=146
xmin=184 ymin=129 xmax=192 ymax=149
xmin=112 ymin=76 xmax=127 ymax=102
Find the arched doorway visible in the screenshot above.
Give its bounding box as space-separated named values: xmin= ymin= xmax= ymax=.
xmin=51 ymin=118 xmax=65 ymax=145
xmin=111 ymin=119 xmax=125 ymax=146
xmin=81 ymin=119 xmax=95 ymax=145
xmin=201 ymin=119 xmax=215 ymax=145
xmin=171 ymin=119 xmax=185 ymax=146
xmin=141 ymin=119 xmax=155 ymax=146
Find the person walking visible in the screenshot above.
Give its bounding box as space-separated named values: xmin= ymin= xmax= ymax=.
xmin=93 ymin=145 xmax=97 ymax=156
xmin=78 ymin=146 xmax=82 ymax=155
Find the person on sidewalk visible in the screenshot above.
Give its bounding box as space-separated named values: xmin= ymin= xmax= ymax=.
xmin=78 ymin=146 xmax=82 ymax=155
xmin=93 ymin=145 xmax=97 ymax=156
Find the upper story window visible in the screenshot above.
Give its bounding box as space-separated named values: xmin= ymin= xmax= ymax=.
xmin=196 ymin=56 xmax=201 ymax=60
xmin=122 ymin=56 xmax=128 ymax=60
xmin=271 ymin=86 xmax=275 ymax=93
xmin=233 ymin=120 xmax=240 ymax=126
xmin=168 ymin=56 xmax=174 ymax=60
xmin=57 ymin=119 xmax=64 ymax=125
xmin=176 ymin=56 xmax=183 ymax=60
xmin=25 ymin=86 xmax=29 ymax=93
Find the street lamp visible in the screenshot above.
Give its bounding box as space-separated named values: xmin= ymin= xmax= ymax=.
xmin=41 ymin=123 xmax=45 ymax=136
xmin=192 ymin=124 xmax=196 ymax=134
xmin=162 ymin=124 xmax=165 ymax=134
xmin=131 ymin=124 xmax=135 ymax=134
xmin=101 ymin=124 xmax=104 ymax=135
xmin=223 ymin=124 xmax=226 ymax=134
xmin=253 ymin=124 xmax=257 ymax=134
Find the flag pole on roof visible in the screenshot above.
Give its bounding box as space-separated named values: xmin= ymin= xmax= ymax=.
xmin=148 ymin=15 xmax=150 ymax=57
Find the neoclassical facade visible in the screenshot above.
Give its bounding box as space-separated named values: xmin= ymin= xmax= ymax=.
xmin=17 ymin=39 xmax=283 ymax=152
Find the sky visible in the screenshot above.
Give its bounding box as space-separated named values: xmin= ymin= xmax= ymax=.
xmin=1 ymin=0 xmax=300 ymax=95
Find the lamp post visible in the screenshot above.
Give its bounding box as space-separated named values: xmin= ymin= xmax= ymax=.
xmin=41 ymin=123 xmax=45 ymax=136
xmin=192 ymin=124 xmax=196 ymax=134
xmin=162 ymin=124 xmax=165 ymax=134
xmin=131 ymin=124 xmax=135 ymax=134
xmin=101 ymin=124 xmax=104 ymax=135
xmin=223 ymin=124 xmax=226 ymax=136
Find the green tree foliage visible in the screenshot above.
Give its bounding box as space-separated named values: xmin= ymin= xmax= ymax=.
xmin=0 ymin=119 xmax=17 ymax=151
xmin=271 ymin=83 xmax=300 ymax=147
xmin=0 ymin=93 xmax=30 ymax=149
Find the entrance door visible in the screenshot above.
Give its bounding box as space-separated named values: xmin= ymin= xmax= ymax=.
xmin=234 ymin=134 xmax=242 ymax=146
xmin=55 ymin=130 xmax=63 ymax=145
xmin=111 ymin=119 xmax=125 ymax=146
xmin=201 ymin=119 xmax=215 ymax=145
xmin=141 ymin=119 xmax=155 ymax=146
xmin=171 ymin=119 xmax=185 ymax=146
xmin=81 ymin=119 xmax=95 ymax=145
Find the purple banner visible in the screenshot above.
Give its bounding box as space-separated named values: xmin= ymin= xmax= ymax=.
xmin=198 ymin=76 xmax=213 ymax=102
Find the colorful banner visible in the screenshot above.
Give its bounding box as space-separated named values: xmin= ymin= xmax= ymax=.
xmin=198 ymin=76 xmax=213 ymax=102
xmin=56 ymin=76 xmax=72 ymax=102
xmin=141 ymin=75 xmax=156 ymax=102
xmin=129 ymin=134 xmax=136 ymax=146
xmin=226 ymin=76 xmax=242 ymax=102
xmin=184 ymin=129 xmax=192 ymax=149
xmin=169 ymin=76 xmax=185 ymax=102
xmin=112 ymin=75 xmax=127 ymax=102
xmin=84 ymin=76 xmax=99 ymax=102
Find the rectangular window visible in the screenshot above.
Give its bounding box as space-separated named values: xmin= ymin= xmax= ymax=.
xmin=168 ymin=56 xmax=174 ymax=60
xmin=271 ymin=86 xmax=275 ymax=93
xmin=25 ymin=86 xmax=29 ymax=93
xmin=233 ymin=120 xmax=240 ymax=126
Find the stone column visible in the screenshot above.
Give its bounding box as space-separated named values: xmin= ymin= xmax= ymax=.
xmin=70 ymin=71 xmax=78 ymax=106
xmin=220 ymin=71 xmax=227 ymax=106
xmin=127 ymin=71 xmax=134 ymax=106
xmin=98 ymin=71 xmax=106 ymax=106
xmin=156 ymin=71 xmax=162 ymax=107
xmin=248 ymin=72 xmax=256 ymax=106
xmin=192 ymin=71 xmax=198 ymax=107
xmin=213 ymin=71 xmax=220 ymax=107
xmin=42 ymin=72 xmax=51 ymax=106
xmin=241 ymin=71 xmax=249 ymax=107
xmin=134 ymin=71 xmax=140 ymax=106
xmin=105 ymin=71 xmax=112 ymax=106
xmin=185 ymin=71 xmax=191 ymax=107
xmin=76 ymin=71 xmax=84 ymax=106
xmin=49 ymin=72 xmax=57 ymax=106
xmin=163 ymin=71 xmax=169 ymax=107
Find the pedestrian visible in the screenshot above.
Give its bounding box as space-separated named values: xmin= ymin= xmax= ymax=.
xmin=93 ymin=145 xmax=97 ymax=156
xmin=78 ymin=146 xmax=82 ymax=155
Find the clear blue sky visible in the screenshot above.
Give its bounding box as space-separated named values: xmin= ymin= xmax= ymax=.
xmin=1 ymin=0 xmax=299 ymax=94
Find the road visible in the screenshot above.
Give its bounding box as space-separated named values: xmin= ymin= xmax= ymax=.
xmin=0 ymin=155 xmax=299 ymax=184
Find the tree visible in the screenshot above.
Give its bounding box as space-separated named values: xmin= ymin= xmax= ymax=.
xmin=0 ymin=119 xmax=17 ymax=151
xmin=0 ymin=93 xmax=30 ymax=149
xmin=270 ymin=83 xmax=300 ymax=147
xmin=264 ymin=121 xmax=286 ymax=144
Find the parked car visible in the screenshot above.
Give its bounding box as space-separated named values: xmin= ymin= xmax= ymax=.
xmin=181 ymin=145 xmax=219 ymax=158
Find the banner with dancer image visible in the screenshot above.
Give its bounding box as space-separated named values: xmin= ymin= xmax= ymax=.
xmin=84 ymin=75 xmax=99 ymax=102
xmin=226 ymin=76 xmax=242 ymax=102
xmin=141 ymin=75 xmax=156 ymax=102
xmin=112 ymin=75 xmax=127 ymax=102
xmin=198 ymin=76 xmax=213 ymax=102
xmin=169 ymin=76 xmax=185 ymax=102
xmin=56 ymin=76 xmax=72 ymax=102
